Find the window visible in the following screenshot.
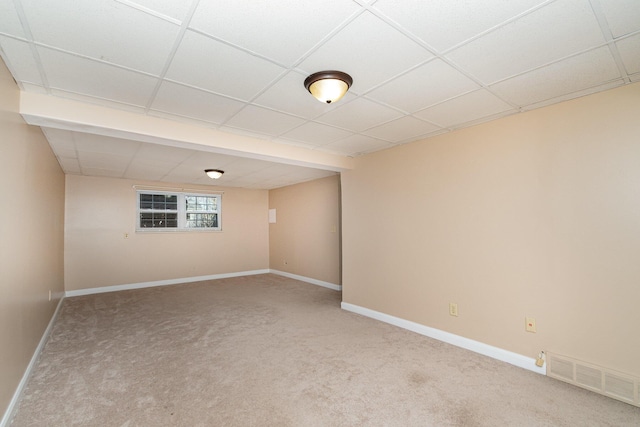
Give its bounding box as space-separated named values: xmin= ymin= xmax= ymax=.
xmin=139 ymin=193 xmax=178 ymax=229
xmin=185 ymin=195 xmax=219 ymax=228
xmin=137 ymin=190 xmax=221 ymax=231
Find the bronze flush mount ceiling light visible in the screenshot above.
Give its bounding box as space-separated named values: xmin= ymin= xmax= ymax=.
xmin=205 ymin=169 xmax=224 ymax=179
xmin=304 ymin=70 xmax=353 ymax=104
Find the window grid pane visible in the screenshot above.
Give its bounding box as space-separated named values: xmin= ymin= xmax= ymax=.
xmin=139 ymin=212 xmax=178 ymax=228
xmin=186 ymin=195 xmax=218 ymax=213
xmin=186 ymin=213 xmax=218 ymax=228
xmin=140 ymin=193 xmax=179 ymax=212
xmin=138 ymin=192 xmax=220 ymax=231
xmin=140 ymin=194 xmax=153 ymax=209
xmin=139 ymin=193 xmax=179 ymax=229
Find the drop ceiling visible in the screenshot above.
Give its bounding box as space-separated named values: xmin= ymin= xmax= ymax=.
xmin=1 ymin=0 xmax=638 ymax=189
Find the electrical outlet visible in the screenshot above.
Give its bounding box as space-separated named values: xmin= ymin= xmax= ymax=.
xmin=526 ymin=317 xmax=537 ymax=333
xmin=449 ymin=303 xmax=458 ymax=317
xmin=124 ymin=233 xmax=129 ymax=239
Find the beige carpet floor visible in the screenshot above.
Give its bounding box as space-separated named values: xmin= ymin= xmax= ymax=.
xmin=10 ymin=274 xmax=640 ymax=426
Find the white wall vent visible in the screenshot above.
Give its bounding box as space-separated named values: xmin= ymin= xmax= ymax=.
xmin=547 ymin=352 xmax=639 ymax=407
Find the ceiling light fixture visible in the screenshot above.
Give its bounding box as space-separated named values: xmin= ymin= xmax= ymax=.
xmin=205 ymin=169 xmax=224 ymax=179
xmin=304 ymin=70 xmax=353 ymax=104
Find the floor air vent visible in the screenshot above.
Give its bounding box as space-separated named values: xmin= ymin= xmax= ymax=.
xmin=547 ymin=352 xmax=639 ymax=407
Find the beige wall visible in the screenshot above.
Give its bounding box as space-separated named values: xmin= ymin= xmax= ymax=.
xmin=269 ymin=175 xmax=341 ymax=285
xmin=342 ymin=82 xmax=640 ymax=376
xmin=64 ymin=175 xmax=269 ymax=291
xmin=0 ymin=60 xmax=65 ymax=416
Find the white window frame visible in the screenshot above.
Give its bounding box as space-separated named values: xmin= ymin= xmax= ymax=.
xmin=136 ymin=190 xmax=222 ymax=232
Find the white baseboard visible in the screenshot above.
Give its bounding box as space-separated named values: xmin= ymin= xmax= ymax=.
xmin=64 ymin=269 xmax=271 ymax=297
xmin=1 ymin=297 xmax=65 ymax=427
xmin=341 ymin=302 xmax=546 ymax=375
xmin=269 ymin=270 xmax=342 ymax=291
xmin=65 ymin=269 xmax=341 ymax=298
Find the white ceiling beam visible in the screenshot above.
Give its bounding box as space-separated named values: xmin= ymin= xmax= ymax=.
xmin=19 ymin=91 xmax=354 ymax=172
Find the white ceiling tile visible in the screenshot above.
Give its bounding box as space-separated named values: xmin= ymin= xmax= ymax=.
xmin=253 ymin=70 xmax=350 ymax=119
xmin=166 ymin=30 xmax=286 ymax=101
xmin=244 ymin=166 xmax=290 ymax=182
xmin=81 ymin=167 xmax=126 ymax=178
xmin=42 ymin=128 xmax=77 ymax=158
xmin=190 ymin=0 xmax=359 ymax=66
xmin=598 ymin=0 xmax=640 ymax=38
xmin=190 ymin=176 xmax=227 ymax=186
xmin=414 ymin=89 xmax=515 ymax=128
xmin=225 ymin=105 xmax=306 ymax=136
xmin=224 ymin=176 xmax=264 ymax=188
xmin=491 ymin=47 xmax=621 ymax=106
xmin=316 ymin=98 xmax=404 ymax=132
xmin=232 ymin=175 xmax=270 ymax=188
xmin=272 ymin=139 xmax=319 ymax=151
xmin=151 ymin=81 xmax=246 ymax=124
xmin=147 ymin=110 xmax=220 ymax=128
xmin=42 ymin=127 xmax=73 ymax=145
xmin=124 ymin=0 xmax=194 ymax=22
xmin=78 ymin=151 xmax=131 ymax=171
xmin=281 ymin=122 xmax=352 ymax=146
xmin=133 ymin=143 xmax=194 ymax=165
xmin=57 ymin=157 xmax=81 ymax=174
xmin=187 ymin=152 xmax=240 ymax=167
xmin=73 ymin=133 xmax=141 ymax=156
xmin=21 ymin=0 xmax=180 ymax=75
xmin=0 ymin=0 xmax=26 ymax=37
xmin=218 ymin=126 xmax=284 ymax=144
xmin=160 ymin=167 xmax=203 ymax=183
xmin=520 ymin=79 xmax=624 ymax=111
xmin=616 ymin=34 xmax=640 ymax=75
xmin=373 ymin=0 xmax=547 ymax=52
xmin=127 ymin=164 xmax=186 ymax=181
xmin=363 ymin=116 xmax=441 ymax=143
xmin=217 ymin=126 xmax=275 ymax=143
xmin=168 ymin=156 xmax=258 ymax=183
xmin=0 ymin=37 xmax=42 ymax=85
xmin=320 ymin=134 xmax=392 ymax=156
xmin=253 ymin=179 xmax=293 ymax=190
xmin=37 ymin=48 xmax=158 ymax=106
xmin=253 ymin=163 xmax=295 ymax=177
xmin=366 ymin=59 xmax=480 ymax=113
xmin=222 ymin=169 xmax=263 ymax=182
xmin=298 ymin=11 xmax=433 ymax=93
xmin=48 ymin=89 xmax=148 ymax=114
xmin=123 ymin=163 xmax=170 ymax=181
xmin=222 ymin=158 xmax=275 ymax=176
xmin=446 ymin=0 xmax=606 ymax=84
xmin=258 ymin=174 xmax=291 ymax=185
